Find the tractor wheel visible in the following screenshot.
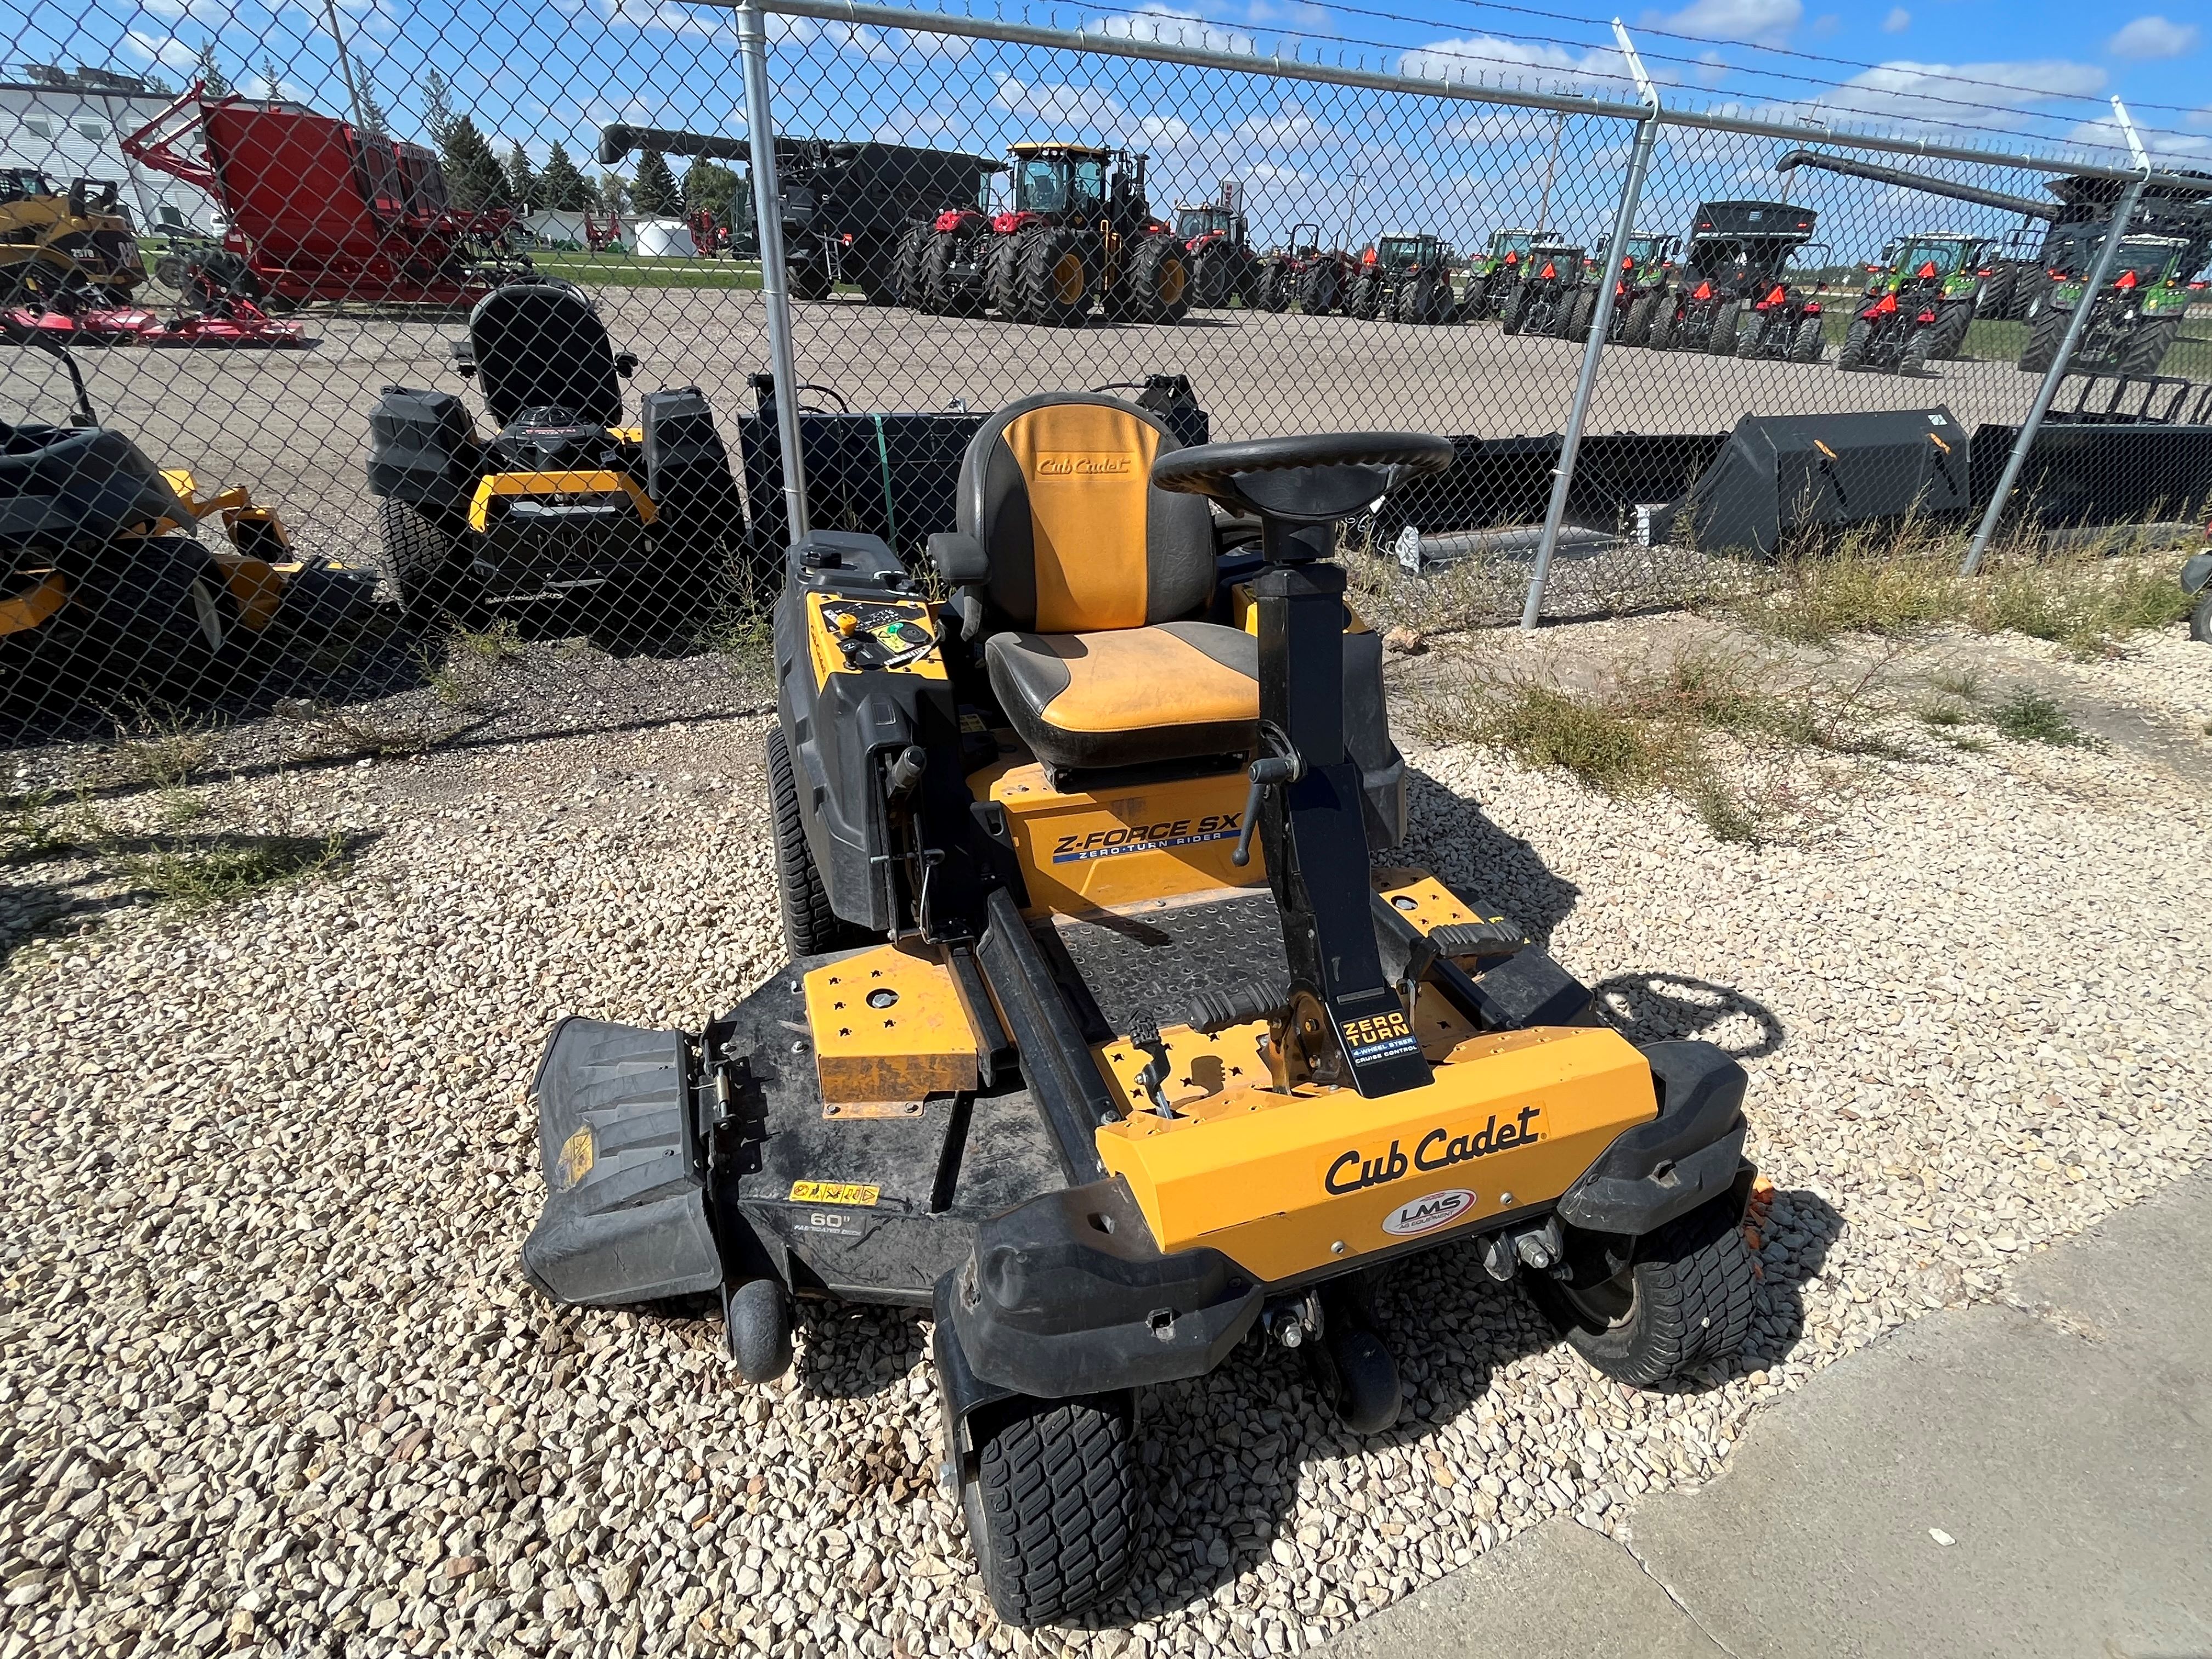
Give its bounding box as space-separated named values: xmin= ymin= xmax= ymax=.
xmin=1256 ymin=261 xmax=1291 ymax=313
xmin=2193 ymin=591 xmax=2212 ymax=645
xmin=1647 ymin=303 xmax=1676 ymax=351
xmin=1734 ymin=313 xmax=1767 ymax=359
xmin=1350 ymin=271 xmax=1383 ymax=321
xmin=983 ymin=233 xmax=1022 ymax=319
xmin=786 ymin=258 xmax=831 ymax=302
xmin=1790 ymin=314 xmax=1826 ymax=363
xmin=1499 ymin=283 xmax=1527 ymax=335
xmin=2120 ymin=314 xmax=2182 ymax=379
xmin=924 ymin=231 xmax=980 ymax=318
xmin=1124 ymin=234 xmax=1190 ymax=324
xmin=1976 ymin=264 xmax=2017 ymax=321
xmin=376 ymin=497 xmax=480 ymax=625
xmin=1412 ymin=269 xmax=1450 ymax=324
xmin=1705 ymin=299 xmax=1741 ymax=356
xmin=1297 ymin=258 xmax=1342 ymax=316
xmin=1928 ymin=301 xmax=1974 ymax=360
xmin=1018 ymin=228 xmax=1093 ymax=327
xmin=2019 ymin=302 xmax=2069 ymax=374
xmin=1837 ymin=317 xmax=1871 ymax=371
xmin=1190 ymin=247 xmax=1233 ymax=308
xmin=1565 ymin=287 xmax=1597 ymax=342
xmin=1900 ymin=327 xmax=1934 ymax=378
xmin=92 ymin=537 xmax=236 ymax=696
xmin=960 ymin=1390 xmax=1140 ymax=1627
xmin=1621 ymin=292 xmax=1658 ymax=346
xmin=893 ymin=222 xmax=930 ymax=307
xmin=768 ymin=725 xmax=866 ymax=958
xmin=1527 ymin=1196 xmax=1757 ymax=1389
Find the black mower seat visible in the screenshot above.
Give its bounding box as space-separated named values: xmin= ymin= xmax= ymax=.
xmin=987 ymin=620 xmax=1257 ymax=771
xmin=940 ymin=392 xmax=1255 ymax=772
xmin=466 ymin=279 xmax=623 ymax=430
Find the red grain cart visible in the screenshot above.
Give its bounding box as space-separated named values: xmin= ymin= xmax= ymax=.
xmin=122 ymin=83 xmax=523 ymax=308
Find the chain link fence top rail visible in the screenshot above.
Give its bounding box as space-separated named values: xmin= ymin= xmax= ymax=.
xmin=2 ymin=0 xmax=2208 ymax=765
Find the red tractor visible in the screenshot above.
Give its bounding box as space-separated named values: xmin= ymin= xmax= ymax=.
xmin=906 ymin=142 xmax=1189 ymax=326
xmin=121 ymin=82 xmax=524 ymax=309
xmin=1254 ymin=223 xmax=1358 ymax=315
xmin=1175 ymin=183 xmax=1255 ymax=308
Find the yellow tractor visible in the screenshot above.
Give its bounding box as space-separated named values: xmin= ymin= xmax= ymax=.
xmin=0 ymin=168 xmax=146 ymax=313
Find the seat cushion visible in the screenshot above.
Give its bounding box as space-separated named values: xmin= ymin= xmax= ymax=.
xmin=985 ymin=620 xmax=1258 ymax=772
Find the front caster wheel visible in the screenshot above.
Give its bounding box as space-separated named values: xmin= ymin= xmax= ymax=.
xmin=961 ymin=1391 xmax=1140 ymax=1627
xmin=1305 ymin=1274 xmax=1400 ymax=1433
xmin=724 ymin=1276 xmax=792 ymax=1384
xmin=1526 ymin=1196 xmax=1757 ymax=1387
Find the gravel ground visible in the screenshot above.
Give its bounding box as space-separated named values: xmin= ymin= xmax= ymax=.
xmin=4 ymin=619 xmax=2208 ymax=1659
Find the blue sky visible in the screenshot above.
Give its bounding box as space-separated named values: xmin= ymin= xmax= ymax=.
xmin=12 ymin=0 xmax=2208 ymax=257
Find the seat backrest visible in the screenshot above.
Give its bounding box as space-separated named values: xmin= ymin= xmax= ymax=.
xmin=467 ymin=279 xmax=623 ymax=428
xmin=957 ymin=392 xmax=1215 ymax=634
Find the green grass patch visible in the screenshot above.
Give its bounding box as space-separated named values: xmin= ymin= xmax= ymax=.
xmin=111 ymin=832 xmax=351 ymax=910
xmin=531 ymin=251 xmax=765 ymax=291
xmin=1989 ymin=689 xmax=2087 ymax=746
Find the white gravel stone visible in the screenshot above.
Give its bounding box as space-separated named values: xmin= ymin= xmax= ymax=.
xmin=3 ymin=619 xmax=2207 ymax=1658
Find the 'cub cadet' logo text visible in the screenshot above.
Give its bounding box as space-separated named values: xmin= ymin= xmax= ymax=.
xmin=1052 ymin=814 xmax=1240 ymax=863
xmin=1037 ymin=453 xmax=1133 ymax=477
xmin=1324 ymin=1106 xmax=1543 ymax=1195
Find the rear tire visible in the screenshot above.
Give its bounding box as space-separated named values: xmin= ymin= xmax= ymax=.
xmin=983 ymin=232 xmax=1022 ymax=318
xmin=2019 ymin=301 xmax=2069 ymax=374
xmin=1837 ymin=317 xmax=1871 ymax=371
xmin=768 ymin=725 xmax=865 ymax=957
xmin=1528 ymin=1197 xmax=1757 ymax=1388
xmin=1190 ymin=247 xmax=1233 ymax=308
xmin=1900 ymin=327 xmax=1933 ymax=378
xmin=1124 ymin=234 xmax=1190 ymax=323
xmin=963 ymin=1391 xmax=1139 ymax=1627
xmin=2120 ymin=314 xmax=2181 ymax=379
xmin=1646 ymin=303 xmax=1675 ymax=351
xmin=1622 ymin=291 xmax=1657 ymax=346
xmin=1705 ymin=299 xmax=1740 ymax=356
xmin=1018 ymin=227 xmax=1093 ymax=327
xmin=924 ymin=230 xmax=981 ymax=318
xmin=1499 ymin=283 xmax=1527 ymax=335
xmin=1734 ymin=313 xmax=1765 ymax=358
xmin=95 ymin=537 xmax=234 ymax=695
xmin=1790 ymin=314 xmax=1825 ymax=363
xmin=376 ymin=496 xmax=478 ymax=624
xmin=1256 ymin=261 xmax=1290 ymax=313
xmin=893 ymin=222 xmax=930 ymax=307
xmin=1297 ymin=258 xmax=1342 ymax=316
xmin=1565 ymin=287 xmax=1596 ymax=342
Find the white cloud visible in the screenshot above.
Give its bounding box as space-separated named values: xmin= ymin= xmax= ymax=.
xmin=1397 ymin=35 xmax=1635 ymax=99
xmin=2107 ymin=15 xmax=2198 ymax=60
xmin=123 ymin=30 xmax=201 ymax=70
xmin=990 ymin=73 xmax=1133 ymax=135
xmin=1813 ymin=57 xmax=2106 ymax=127
xmin=2064 ymin=113 xmax=2212 ymax=160
xmin=1244 ymin=0 xmax=1331 ymax=27
xmin=599 ymin=0 xmax=737 ymax=41
xmin=1084 ymin=6 xmax=1257 ymax=55
xmin=1882 ymin=8 xmax=1910 ymax=32
xmin=1655 ymin=0 xmax=1802 ymax=48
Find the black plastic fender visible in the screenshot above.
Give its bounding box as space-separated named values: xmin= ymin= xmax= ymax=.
xmin=1555 ymin=1039 xmax=1751 ymax=1235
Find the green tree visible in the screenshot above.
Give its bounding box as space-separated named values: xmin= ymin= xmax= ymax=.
xmin=504 ymin=141 xmax=536 ymax=213
xmin=194 ymin=40 xmax=231 ymax=98
xmin=596 ymin=173 xmax=628 ymax=215
xmin=258 ymin=56 xmax=283 ymax=100
xmin=682 ymin=156 xmax=740 ymax=225
xmin=355 ymin=86 xmax=390 ymax=138
xmin=440 ymin=116 xmax=507 ymax=211
xmin=420 ymin=67 xmax=456 ymax=148
xmin=630 ymin=148 xmax=679 ymax=217
xmin=539 ymin=144 xmax=593 ymax=212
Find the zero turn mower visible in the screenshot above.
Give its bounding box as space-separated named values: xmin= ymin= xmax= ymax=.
xmin=521 ymin=391 xmax=1762 ymax=1624
xmin=2 ymin=334 xmax=370 ymax=712
xmin=365 ymin=278 xmax=740 ymax=628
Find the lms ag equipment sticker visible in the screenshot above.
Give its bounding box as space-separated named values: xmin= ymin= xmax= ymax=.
xmin=788 ymin=1181 xmax=881 ymax=1207
xmin=1382 ymin=1189 xmax=1476 ymax=1238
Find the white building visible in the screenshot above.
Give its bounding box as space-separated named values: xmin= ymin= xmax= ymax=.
xmin=0 ymin=65 xmax=218 ymax=235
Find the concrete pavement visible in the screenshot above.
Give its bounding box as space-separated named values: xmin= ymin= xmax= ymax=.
xmin=1322 ymin=1169 xmax=2212 ymax=1659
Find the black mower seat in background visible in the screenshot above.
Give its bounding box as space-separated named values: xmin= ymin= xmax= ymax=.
xmin=467 ymin=279 xmax=624 ymax=429
xmin=939 ymin=391 xmax=1259 ymax=771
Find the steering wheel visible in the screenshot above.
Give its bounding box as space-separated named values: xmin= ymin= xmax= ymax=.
xmin=1152 ymin=431 xmax=1456 ymax=525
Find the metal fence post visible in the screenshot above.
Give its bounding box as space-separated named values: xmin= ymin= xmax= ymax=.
xmin=1962 ymin=97 xmax=2150 ymax=575
xmin=1520 ymin=20 xmax=1659 ymax=630
xmin=737 ymin=0 xmax=810 ymax=543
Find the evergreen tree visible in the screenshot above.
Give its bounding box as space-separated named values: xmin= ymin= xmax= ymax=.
xmin=681 ymin=156 xmax=740 ymax=225
xmin=355 ymin=86 xmax=390 ymax=138
xmin=505 ymin=142 xmax=536 ymax=213
xmin=597 ymin=173 xmax=629 ymax=215
xmin=630 ymin=148 xmax=679 ymax=217
xmin=539 ymin=144 xmax=593 ymax=213
xmin=420 ymin=68 xmax=456 ymax=149
xmin=194 ymin=40 xmax=231 ymax=98
xmin=440 ymin=116 xmax=508 ymax=211
xmin=258 ymin=56 xmax=284 ymax=100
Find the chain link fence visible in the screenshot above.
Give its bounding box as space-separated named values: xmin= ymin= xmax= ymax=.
xmin=3 ymin=0 xmax=2209 ymax=769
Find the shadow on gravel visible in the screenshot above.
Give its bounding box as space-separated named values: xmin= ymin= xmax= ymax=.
xmin=1737 ymin=1187 xmax=1843 ymax=1376
xmin=1591 ymin=972 xmax=1787 ymax=1060
xmin=1397 ymin=766 xmax=1582 ymax=946
xmin=792 ymin=1304 xmax=929 ymax=1402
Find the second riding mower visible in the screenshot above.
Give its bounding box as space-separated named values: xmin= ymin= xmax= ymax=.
xmin=364 ymin=277 xmax=741 ymax=629
xmin=2 ymin=334 xmax=371 ymax=715
xmin=521 ymin=392 xmax=1763 ymax=1624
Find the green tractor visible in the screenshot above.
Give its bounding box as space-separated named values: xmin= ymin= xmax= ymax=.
xmin=2019 ymin=232 xmax=2202 ymax=377
xmin=1463 ymin=227 xmax=1555 ymax=321
xmin=1348 ymin=233 xmax=1461 ymax=324
xmin=1837 ymin=233 xmax=1994 ymax=373
xmin=1583 ymin=233 xmax=1679 ymax=344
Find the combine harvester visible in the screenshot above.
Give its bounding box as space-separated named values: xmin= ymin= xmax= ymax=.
xmin=120 ymin=81 xmax=524 ymax=330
